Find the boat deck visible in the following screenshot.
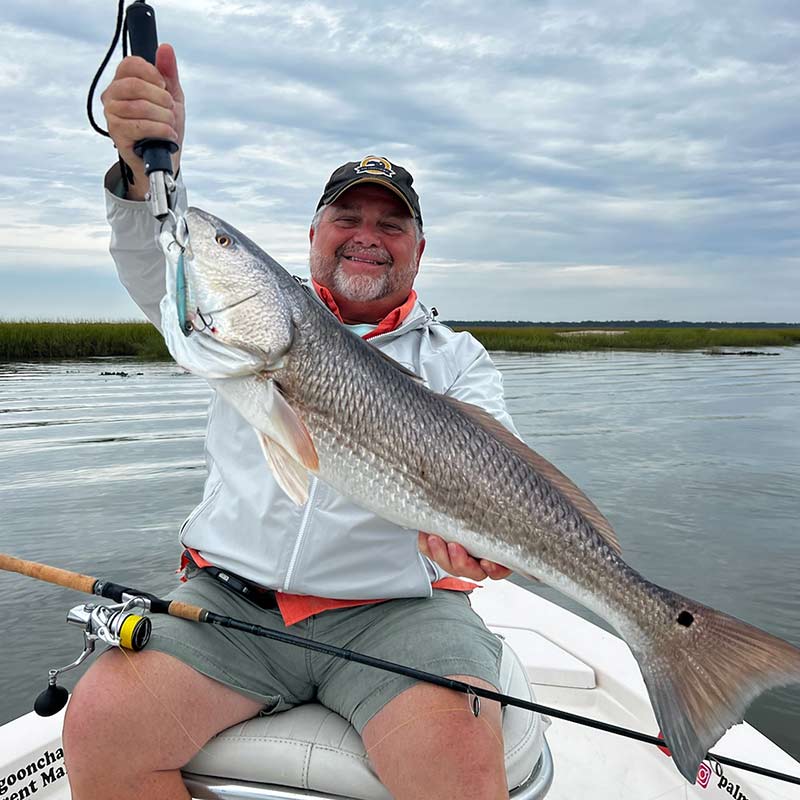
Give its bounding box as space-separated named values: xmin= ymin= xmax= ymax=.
xmin=2 ymin=580 xmax=798 ymax=799
xmin=473 ymin=581 xmax=800 ymax=799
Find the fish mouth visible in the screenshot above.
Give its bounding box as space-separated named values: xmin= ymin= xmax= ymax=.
xmin=192 ymin=291 xmax=261 ymax=333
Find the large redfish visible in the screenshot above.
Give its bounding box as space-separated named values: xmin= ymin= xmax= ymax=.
xmin=159 ymin=206 xmax=800 ymax=784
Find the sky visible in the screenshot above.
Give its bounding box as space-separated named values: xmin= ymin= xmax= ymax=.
xmin=1 ymin=0 xmax=798 ymax=322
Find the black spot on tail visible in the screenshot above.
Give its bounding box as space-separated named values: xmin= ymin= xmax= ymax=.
xmin=677 ymin=610 xmax=694 ymax=627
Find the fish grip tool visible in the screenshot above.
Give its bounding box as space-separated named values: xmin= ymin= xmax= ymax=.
xmin=87 ymin=2 xmax=194 ymax=334
xmin=87 ymin=0 xmax=179 ymax=220
xmin=1 ymin=553 xmax=799 ymax=787
xmin=125 ymin=1 xmax=180 ymax=220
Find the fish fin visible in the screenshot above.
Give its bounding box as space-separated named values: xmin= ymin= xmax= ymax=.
xmin=371 ymin=348 xmax=426 ymax=385
xmin=442 ymin=395 xmax=622 ymax=556
xmin=268 ymin=382 xmax=320 ymax=472
xmin=630 ymin=596 xmax=800 ymax=783
xmin=256 ymin=431 xmax=309 ymax=505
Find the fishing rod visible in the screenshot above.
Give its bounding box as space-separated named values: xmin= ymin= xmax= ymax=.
xmin=1 ymin=554 xmax=798 ymax=788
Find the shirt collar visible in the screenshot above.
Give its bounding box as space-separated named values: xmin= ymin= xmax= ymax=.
xmin=311 ymin=280 xmax=418 ymax=340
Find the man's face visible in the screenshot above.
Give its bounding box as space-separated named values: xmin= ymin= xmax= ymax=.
xmin=309 ymin=184 xmax=425 ymax=313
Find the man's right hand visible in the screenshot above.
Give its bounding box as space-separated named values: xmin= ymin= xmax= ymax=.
xmin=101 ymin=44 xmax=185 ymax=201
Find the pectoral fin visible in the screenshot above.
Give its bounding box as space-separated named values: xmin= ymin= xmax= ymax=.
xmin=256 ymin=432 xmax=310 ymax=506
xmin=253 ymin=381 xmax=318 ymax=505
xmin=265 ymin=380 xmax=319 ymax=472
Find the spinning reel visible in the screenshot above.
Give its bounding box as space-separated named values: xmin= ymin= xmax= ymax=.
xmin=34 ymin=596 xmax=151 ymax=717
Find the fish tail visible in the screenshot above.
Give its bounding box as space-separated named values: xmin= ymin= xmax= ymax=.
xmin=629 ymin=595 xmax=800 ymax=783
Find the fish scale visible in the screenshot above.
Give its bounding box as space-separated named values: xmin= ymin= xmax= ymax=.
xmin=281 ymin=328 xmax=548 ymax=565
xmin=168 ymin=205 xmax=800 ymax=785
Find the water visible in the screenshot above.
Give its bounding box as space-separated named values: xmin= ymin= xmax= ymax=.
xmin=1 ymin=349 xmax=798 ymax=762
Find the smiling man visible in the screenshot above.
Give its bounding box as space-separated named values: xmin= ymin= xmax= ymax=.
xmin=63 ymin=46 xmax=520 ymax=800
xmin=309 ymin=160 xmax=425 ymax=323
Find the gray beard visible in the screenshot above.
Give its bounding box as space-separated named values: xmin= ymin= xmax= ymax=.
xmin=331 ymin=267 xmax=392 ymax=302
xmin=311 ymin=252 xmax=415 ymax=304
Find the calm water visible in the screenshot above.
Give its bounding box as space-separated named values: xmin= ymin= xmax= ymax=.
xmin=1 ymin=349 xmax=798 ymax=762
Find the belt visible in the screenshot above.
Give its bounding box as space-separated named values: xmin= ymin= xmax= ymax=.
xmin=184 ymin=550 xmax=278 ymax=610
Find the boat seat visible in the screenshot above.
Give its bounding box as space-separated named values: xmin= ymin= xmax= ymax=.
xmin=184 ymin=637 xmax=550 ymax=799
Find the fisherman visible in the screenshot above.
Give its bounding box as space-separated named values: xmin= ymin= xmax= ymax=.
xmin=63 ymin=45 xmax=519 ymax=800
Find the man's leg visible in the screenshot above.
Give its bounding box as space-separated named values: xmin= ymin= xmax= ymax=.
xmin=362 ymin=675 xmax=507 ymax=800
xmin=63 ymin=648 xmax=264 ymax=800
xmin=63 ymin=566 xmax=315 ymax=799
xmin=315 ymin=591 xmax=507 ymax=800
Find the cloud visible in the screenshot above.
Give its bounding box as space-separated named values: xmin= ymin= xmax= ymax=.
xmin=1 ymin=0 xmax=799 ymax=321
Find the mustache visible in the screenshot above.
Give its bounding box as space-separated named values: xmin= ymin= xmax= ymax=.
xmin=336 ymin=245 xmax=393 ymax=265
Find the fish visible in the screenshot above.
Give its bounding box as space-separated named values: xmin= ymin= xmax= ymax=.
xmin=160 ymin=206 xmax=800 ymax=784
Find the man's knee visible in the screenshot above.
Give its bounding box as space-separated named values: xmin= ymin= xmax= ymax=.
xmin=63 ymin=651 xmax=193 ymax=800
xmin=64 ymin=648 xmax=202 ymax=772
xmin=64 ymin=649 xmax=158 ymax=766
xmin=65 ymin=647 xmax=263 ymax=768
xmin=362 ymin=675 xmax=507 ymax=799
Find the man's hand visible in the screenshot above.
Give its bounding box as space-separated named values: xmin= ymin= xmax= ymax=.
xmin=418 ymin=532 xmax=512 ymax=581
xmin=101 ymin=44 xmax=185 ymax=200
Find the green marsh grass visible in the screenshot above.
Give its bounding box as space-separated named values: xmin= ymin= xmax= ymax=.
xmin=1 ymin=322 xmax=798 ymax=361
xmin=454 ymin=326 xmax=800 ymax=353
xmin=0 ymin=321 xmax=170 ymax=361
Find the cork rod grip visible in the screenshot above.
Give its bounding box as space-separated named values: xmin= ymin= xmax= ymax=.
xmin=167 ymin=600 xmax=206 ymax=622
xmin=0 ymin=553 xmax=97 ymax=595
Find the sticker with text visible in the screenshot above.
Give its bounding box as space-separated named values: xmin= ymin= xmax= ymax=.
xmin=1 ymin=747 xmax=67 ymax=798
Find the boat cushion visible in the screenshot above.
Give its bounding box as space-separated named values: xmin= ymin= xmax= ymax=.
xmin=184 ymin=637 xmax=548 ymax=799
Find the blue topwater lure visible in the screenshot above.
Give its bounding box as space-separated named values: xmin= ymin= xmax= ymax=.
xmin=176 ymin=249 xmax=193 ymax=337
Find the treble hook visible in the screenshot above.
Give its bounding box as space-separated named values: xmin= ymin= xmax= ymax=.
xmin=194 ymin=308 xmax=215 ymax=333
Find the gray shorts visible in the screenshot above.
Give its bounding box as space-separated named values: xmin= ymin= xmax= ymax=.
xmin=148 ymin=569 xmax=503 ymax=733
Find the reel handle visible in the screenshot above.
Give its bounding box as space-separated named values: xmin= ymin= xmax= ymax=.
xmin=34 ymin=685 xmax=69 ymax=717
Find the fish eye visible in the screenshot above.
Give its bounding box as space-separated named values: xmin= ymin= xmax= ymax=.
xmin=215 ymin=234 xmax=233 ymax=248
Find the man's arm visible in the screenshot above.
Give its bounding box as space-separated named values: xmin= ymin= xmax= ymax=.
xmin=101 ymin=45 xmax=186 ymax=326
xmin=105 ymin=162 xmax=187 ymax=327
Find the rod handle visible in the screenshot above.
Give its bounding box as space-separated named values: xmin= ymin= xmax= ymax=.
xmin=0 ymin=553 xmax=96 ymax=595
xmin=167 ymin=600 xmax=205 ymax=622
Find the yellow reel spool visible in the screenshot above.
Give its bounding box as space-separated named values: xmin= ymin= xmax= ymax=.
xmin=119 ymin=613 xmax=151 ymax=651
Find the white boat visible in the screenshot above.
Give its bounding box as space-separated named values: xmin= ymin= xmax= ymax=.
xmin=1 ymin=579 xmax=798 ymax=800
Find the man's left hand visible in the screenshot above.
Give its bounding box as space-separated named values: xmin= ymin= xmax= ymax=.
xmin=418 ymin=532 xmax=512 ymax=581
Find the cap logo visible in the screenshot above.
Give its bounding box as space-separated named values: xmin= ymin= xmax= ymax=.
xmin=354 ymin=156 xmax=395 ymax=179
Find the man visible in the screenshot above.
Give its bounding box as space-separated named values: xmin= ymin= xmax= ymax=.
xmin=63 ymin=45 xmax=517 ymax=800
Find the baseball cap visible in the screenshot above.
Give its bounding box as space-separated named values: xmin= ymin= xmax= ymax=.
xmin=316 ymin=156 xmax=423 ymax=227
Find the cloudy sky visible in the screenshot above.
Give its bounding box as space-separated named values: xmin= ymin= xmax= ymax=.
xmin=2 ymin=0 xmax=798 ymax=322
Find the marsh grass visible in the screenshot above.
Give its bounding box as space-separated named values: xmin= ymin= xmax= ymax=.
xmin=453 ymin=326 xmax=800 ymax=353
xmin=0 ymin=321 xmax=170 ymax=361
xmin=0 ymin=322 xmax=798 ymax=361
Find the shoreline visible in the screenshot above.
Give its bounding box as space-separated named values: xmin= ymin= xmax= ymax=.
xmin=1 ymin=321 xmax=799 ymax=361
xmin=459 ymin=326 xmax=800 ymax=353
